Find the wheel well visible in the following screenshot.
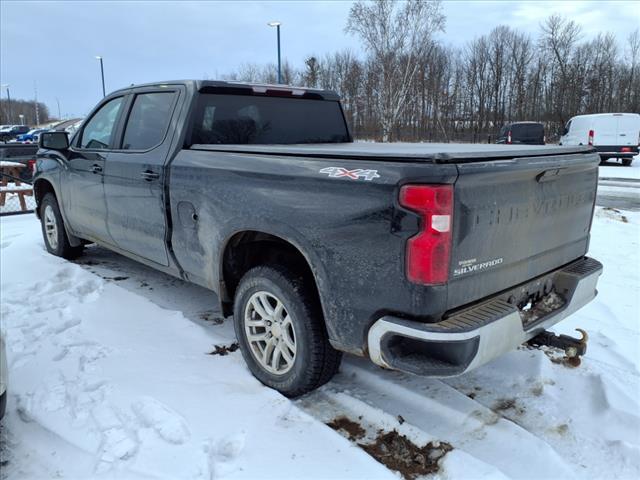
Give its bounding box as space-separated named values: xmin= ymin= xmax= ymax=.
xmin=221 ymin=231 xmax=321 ymax=317
xmin=34 ymin=179 xmax=56 ymax=212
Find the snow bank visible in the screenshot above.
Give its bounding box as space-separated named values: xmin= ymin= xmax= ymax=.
xmin=0 ymin=215 xmax=391 ymax=479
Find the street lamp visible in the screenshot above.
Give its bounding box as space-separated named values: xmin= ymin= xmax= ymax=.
xmin=0 ymin=84 xmax=11 ymax=123
xmin=267 ymin=21 xmax=282 ymax=84
xmin=95 ymin=56 xmax=106 ymax=97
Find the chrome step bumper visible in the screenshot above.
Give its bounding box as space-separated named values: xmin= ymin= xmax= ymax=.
xmin=367 ymin=257 xmax=603 ymax=377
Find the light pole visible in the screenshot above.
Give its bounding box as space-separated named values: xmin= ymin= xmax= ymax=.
xmin=95 ymin=56 xmax=106 ymax=97
xmin=267 ymin=21 xmax=282 ymax=84
xmin=1 ymin=84 xmax=11 ymax=123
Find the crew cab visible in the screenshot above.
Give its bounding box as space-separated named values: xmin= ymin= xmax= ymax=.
xmin=33 ymin=80 xmax=603 ymax=396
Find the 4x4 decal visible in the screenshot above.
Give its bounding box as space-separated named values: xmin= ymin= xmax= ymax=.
xmin=319 ymin=167 xmax=380 ymax=181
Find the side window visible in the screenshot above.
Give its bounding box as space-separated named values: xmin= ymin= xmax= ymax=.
xmin=122 ymin=92 xmax=176 ymax=150
xmin=80 ymin=97 xmax=124 ymax=149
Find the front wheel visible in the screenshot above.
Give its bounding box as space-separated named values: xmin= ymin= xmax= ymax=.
xmin=233 ymin=265 xmax=341 ymax=397
xmin=39 ymin=193 xmax=83 ymax=259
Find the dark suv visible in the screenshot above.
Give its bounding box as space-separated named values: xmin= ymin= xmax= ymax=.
xmin=497 ymin=122 xmax=545 ymax=145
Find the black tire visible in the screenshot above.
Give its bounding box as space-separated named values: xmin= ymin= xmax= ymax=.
xmin=622 ymin=158 xmax=632 ymax=166
xmin=39 ymin=193 xmax=83 ymax=259
xmin=233 ymin=265 xmax=341 ymax=397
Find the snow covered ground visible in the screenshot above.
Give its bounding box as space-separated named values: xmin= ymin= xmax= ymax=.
xmin=1 ymin=206 xmax=639 ymax=479
xmin=599 ymin=156 xmax=640 ymax=180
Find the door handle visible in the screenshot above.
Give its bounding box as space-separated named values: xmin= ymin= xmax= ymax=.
xmin=140 ymin=170 xmax=160 ymax=181
xmin=90 ymin=164 xmax=103 ymax=174
xmin=536 ymin=168 xmax=567 ymax=183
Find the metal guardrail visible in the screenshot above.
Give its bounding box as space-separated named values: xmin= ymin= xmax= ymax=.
xmin=0 ymin=172 xmax=35 ymax=216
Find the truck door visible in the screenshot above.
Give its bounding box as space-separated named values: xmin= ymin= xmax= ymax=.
xmin=595 ymin=116 xmax=617 ymax=146
xmin=616 ymin=114 xmax=636 ymax=147
xmin=64 ymin=95 xmax=126 ymax=244
xmin=102 ymin=88 xmax=180 ymax=266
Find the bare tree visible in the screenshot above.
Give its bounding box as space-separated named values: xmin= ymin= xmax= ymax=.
xmin=221 ymin=13 xmax=636 ymax=144
xmin=346 ymin=0 xmax=444 ymax=141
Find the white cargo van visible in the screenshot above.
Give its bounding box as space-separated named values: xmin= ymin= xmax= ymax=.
xmin=560 ymin=113 xmax=640 ymax=166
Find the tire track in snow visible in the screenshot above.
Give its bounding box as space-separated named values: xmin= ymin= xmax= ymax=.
xmin=297 ymin=357 xmax=576 ymax=479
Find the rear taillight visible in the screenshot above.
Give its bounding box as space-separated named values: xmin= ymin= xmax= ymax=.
xmin=588 ymin=129 xmax=594 ymax=146
xmin=399 ymin=185 xmax=453 ymax=285
xmin=28 ymin=159 xmax=36 ymax=175
xmin=507 ymin=130 xmax=512 ymax=144
xmin=621 ymin=147 xmax=631 ymax=153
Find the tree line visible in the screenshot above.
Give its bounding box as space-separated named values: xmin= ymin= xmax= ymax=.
xmin=226 ymin=0 xmax=639 ymax=143
xmin=0 ymin=99 xmax=52 ymax=126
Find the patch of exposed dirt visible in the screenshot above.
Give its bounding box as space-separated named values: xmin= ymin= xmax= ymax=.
xmin=326 ymin=416 xmax=452 ymax=479
xmin=493 ymin=398 xmax=525 ymax=416
xmin=207 ymin=342 xmax=239 ymax=356
xmin=541 ymin=348 xmax=582 ymax=368
xmin=199 ymin=311 xmax=224 ymax=325
xmin=553 ymin=423 xmax=569 ymax=436
xmin=548 ymin=353 xmax=582 ymax=368
xmin=326 ymin=416 xmax=365 ymax=441
xmin=101 ymin=275 xmax=129 ymax=281
xmin=361 ymin=430 xmax=453 ymax=480
xmin=601 ymin=207 xmax=629 ymax=223
xmin=530 ymin=384 xmax=544 ymax=397
xmin=74 ymin=259 xmax=101 ymax=266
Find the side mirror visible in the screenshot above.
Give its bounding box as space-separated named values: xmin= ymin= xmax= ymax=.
xmin=39 ymin=131 xmax=69 ymax=151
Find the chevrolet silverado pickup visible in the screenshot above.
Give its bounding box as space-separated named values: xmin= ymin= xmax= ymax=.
xmin=34 ymin=80 xmax=603 ymax=396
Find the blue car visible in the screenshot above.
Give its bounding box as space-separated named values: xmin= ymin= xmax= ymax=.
xmin=15 ymin=128 xmax=47 ymax=143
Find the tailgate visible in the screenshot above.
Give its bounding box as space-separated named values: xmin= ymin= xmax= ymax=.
xmin=447 ymin=152 xmax=599 ymax=309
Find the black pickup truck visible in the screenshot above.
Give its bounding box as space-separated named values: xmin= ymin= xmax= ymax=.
xmin=34 ymin=80 xmax=602 ymax=396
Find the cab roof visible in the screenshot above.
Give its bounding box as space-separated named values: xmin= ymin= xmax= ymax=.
xmin=110 ymin=80 xmax=341 ymax=101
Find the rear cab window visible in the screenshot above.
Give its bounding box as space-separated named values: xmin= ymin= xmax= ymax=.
xmin=511 ymin=123 xmax=544 ymax=140
xmin=190 ymin=93 xmax=350 ymax=145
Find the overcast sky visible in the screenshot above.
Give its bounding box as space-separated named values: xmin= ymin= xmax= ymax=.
xmin=1 ymin=0 xmax=639 ymax=120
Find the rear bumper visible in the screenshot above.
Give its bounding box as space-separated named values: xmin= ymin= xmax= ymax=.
xmin=368 ymin=257 xmax=603 ymax=377
xmin=595 ymin=145 xmax=638 ymax=158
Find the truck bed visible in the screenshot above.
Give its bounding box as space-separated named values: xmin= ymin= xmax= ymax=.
xmin=191 ymin=142 xmax=594 ymax=163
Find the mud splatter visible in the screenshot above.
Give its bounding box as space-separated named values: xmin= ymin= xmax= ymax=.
xmin=361 ymin=430 xmax=452 ymax=480
xmin=326 ymin=416 xmax=365 ymax=441
xmin=208 ymin=343 xmax=239 ymax=356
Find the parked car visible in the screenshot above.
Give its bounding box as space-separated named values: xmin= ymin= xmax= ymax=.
xmin=0 ymin=125 xmax=30 ymax=142
xmin=16 ymin=128 xmax=48 ymax=143
xmin=496 ymin=122 xmax=545 ymax=145
xmin=0 ymin=332 xmax=7 ymax=420
xmin=34 ymin=80 xmax=602 ymax=397
xmin=560 ymin=113 xmax=640 ymax=166
xmin=0 ymin=125 xmax=16 ymax=137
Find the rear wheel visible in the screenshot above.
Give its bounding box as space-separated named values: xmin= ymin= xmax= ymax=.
xmin=622 ymin=158 xmax=633 ymax=166
xmin=233 ymin=265 xmax=341 ymax=397
xmin=39 ymin=193 xmax=83 ymax=259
